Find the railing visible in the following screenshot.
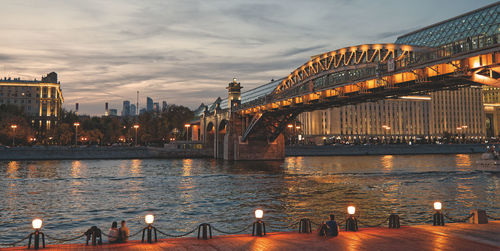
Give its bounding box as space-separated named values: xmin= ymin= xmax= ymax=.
xmin=0 ymin=205 xmax=498 ymax=247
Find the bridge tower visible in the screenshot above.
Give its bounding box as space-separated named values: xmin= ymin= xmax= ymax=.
xmin=223 ymin=79 xmax=285 ymax=161
xmin=227 ymin=78 xmax=242 ymax=111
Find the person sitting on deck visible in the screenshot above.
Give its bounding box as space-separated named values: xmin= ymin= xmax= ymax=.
xmin=319 ymin=214 xmax=339 ymax=237
xmin=108 ymin=221 xmax=120 ymax=243
xmin=119 ymin=220 xmax=130 ymax=243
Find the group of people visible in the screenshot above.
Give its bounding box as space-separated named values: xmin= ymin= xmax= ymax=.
xmin=105 ymin=215 xmax=338 ymax=243
xmin=108 ymin=220 xmax=130 ymax=243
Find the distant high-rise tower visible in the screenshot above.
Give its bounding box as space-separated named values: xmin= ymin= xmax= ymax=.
xmin=105 ymin=102 xmax=109 ymax=116
xmin=130 ymin=104 xmax=136 ymax=116
xmin=122 ymin=101 xmax=130 ymax=117
xmin=75 ymin=103 xmax=79 ymax=115
xmin=162 ymin=101 xmax=168 ymax=112
xmin=153 ymin=102 xmax=160 ymax=113
xmin=147 ymin=97 xmax=153 ymax=112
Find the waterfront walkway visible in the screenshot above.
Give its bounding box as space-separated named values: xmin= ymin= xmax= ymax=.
xmin=4 ymin=221 xmax=500 ymax=250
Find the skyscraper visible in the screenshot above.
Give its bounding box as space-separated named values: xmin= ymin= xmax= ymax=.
xmin=153 ymin=102 xmax=159 ymax=113
xmin=122 ymin=100 xmax=130 ymax=117
xmin=130 ymin=104 xmax=136 ymax=116
xmin=147 ymin=97 xmax=153 ymax=112
xmin=162 ymin=101 xmax=168 ymax=112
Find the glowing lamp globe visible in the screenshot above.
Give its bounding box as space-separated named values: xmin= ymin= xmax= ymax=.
xmin=255 ymin=209 xmax=264 ymax=219
xmin=434 ymin=202 xmax=442 ymax=210
xmin=32 ymin=219 xmax=43 ymax=230
xmin=145 ymin=214 xmax=154 ymax=224
xmin=347 ymin=206 xmax=356 ymax=215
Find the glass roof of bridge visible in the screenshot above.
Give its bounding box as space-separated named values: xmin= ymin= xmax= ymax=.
xmin=395 ymin=2 xmax=500 ymax=47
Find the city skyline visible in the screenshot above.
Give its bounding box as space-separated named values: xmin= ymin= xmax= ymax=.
xmin=0 ymin=0 xmax=495 ymax=115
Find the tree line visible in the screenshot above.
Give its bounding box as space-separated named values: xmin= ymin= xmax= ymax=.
xmin=0 ymin=104 xmax=194 ymax=146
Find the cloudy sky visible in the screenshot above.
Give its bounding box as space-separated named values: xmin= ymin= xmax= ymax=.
xmin=0 ymin=0 xmax=495 ymax=115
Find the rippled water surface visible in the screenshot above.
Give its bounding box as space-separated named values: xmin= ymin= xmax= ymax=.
xmin=1 ymin=154 xmax=499 ymax=244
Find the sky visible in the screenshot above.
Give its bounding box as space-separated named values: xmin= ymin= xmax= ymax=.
xmin=0 ymin=0 xmax=496 ymax=115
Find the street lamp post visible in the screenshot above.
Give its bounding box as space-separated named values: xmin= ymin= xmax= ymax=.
xmin=287 ymin=124 xmax=293 ymax=145
xmin=295 ymin=125 xmax=301 ymax=144
xmin=10 ymin=124 xmax=17 ymax=146
xmin=73 ymin=122 xmax=80 ymax=146
xmin=185 ymin=124 xmax=191 ymax=141
xmin=382 ymin=125 xmax=391 ymax=144
xmin=133 ymin=124 xmax=140 ymax=146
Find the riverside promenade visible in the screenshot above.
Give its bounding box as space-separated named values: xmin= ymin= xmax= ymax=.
xmin=4 ymin=221 xmax=500 ymax=251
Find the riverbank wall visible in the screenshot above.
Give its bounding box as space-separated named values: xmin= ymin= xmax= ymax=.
xmin=285 ymin=144 xmax=489 ymax=156
xmin=0 ymin=144 xmax=491 ymax=161
xmin=0 ymin=146 xmax=212 ymax=161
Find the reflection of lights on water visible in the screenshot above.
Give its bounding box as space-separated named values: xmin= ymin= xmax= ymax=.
xmin=455 ymin=154 xmax=471 ymax=168
xmin=182 ymin=159 xmax=193 ymax=177
xmin=381 ymin=155 xmax=394 ymax=171
xmin=71 ymin=160 xmax=82 ymax=178
xmin=131 ymin=159 xmax=142 ymax=174
xmin=7 ymin=161 xmax=19 ymax=179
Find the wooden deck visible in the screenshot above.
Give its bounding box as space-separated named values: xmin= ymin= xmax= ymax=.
xmin=3 ymin=221 xmax=500 ymax=250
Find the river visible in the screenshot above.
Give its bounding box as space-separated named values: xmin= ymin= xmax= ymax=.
xmin=0 ymin=154 xmax=499 ymax=244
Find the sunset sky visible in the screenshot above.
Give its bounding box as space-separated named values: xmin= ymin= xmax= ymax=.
xmin=0 ymin=0 xmax=495 ymax=115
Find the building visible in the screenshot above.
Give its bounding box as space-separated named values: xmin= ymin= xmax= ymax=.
xmin=298 ymin=3 xmax=498 ymax=143
xmin=122 ymin=100 xmax=130 ymax=117
xmin=0 ymin=72 xmax=64 ymax=130
xmin=299 ymin=87 xmax=485 ymax=143
xmin=146 ymin=97 xmax=153 ymax=112
xmin=162 ymin=101 xmax=168 ymax=112
xmin=153 ymin=102 xmax=160 ymax=113
xmin=109 ymin=109 xmax=118 ymax=116
xmin=483 ymin=86 xmax=500 ymax=137
xmin=130 ymin=104 xmax=136 ymax=116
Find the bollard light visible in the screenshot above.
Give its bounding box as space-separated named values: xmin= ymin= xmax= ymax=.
xmin=32 ymin=219 xmax=43 ymax=230
xmin=252 ymin=209 xmax=266 ymax=237
xmin=255 ymin=209 xmax=264 ymax=219
xmin=28 ymin=219 xmax=45 ymax=249
xmin=432 ymin=202 xmax=445 ymax=226
xmin=345 ymin=206 xmax=358 ymax=231
xmin=142 ymin=214 xmax=157 ymax=243
xmin=145 ymin=214 xmax=154 ymax=225
xmin=434 ymin=202 xmax=442 ymax=211
xmin=347 ymin=206 xmax=356 ymax=215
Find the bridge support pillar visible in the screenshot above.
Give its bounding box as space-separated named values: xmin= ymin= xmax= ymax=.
xmin=224 ymin=117 xmax=285 ymax=160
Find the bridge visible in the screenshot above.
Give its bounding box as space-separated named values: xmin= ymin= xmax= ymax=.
xmin=194 ymin=2 xmax=500 ymax=160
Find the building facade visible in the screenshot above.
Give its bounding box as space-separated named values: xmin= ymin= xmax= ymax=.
xmin=122 ymin=100 xmax=130 ymax=117
xmin=299 ymin=87 xmax=485 ymax=144
xmin=0 ymin=72 xmax=63 ymax=130
xmin=146 ymin=97 xmax=153 ymax=112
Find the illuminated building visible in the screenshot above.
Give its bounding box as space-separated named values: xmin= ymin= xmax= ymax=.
xmin=483 ymin=86 xmax=500 ymax=137
xmin=0 ymin=72 xmax=63 ymax=130
xmin=299 ymin=88 xmax=485 ymax=143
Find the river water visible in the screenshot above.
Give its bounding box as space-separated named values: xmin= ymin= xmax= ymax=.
xmin=0 ymin=154 xmax=499 ymax=244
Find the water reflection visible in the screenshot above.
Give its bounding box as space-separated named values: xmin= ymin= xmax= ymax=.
xmin=0 ymin=154 xmax=499 ymax=243
xmin=381 ymin=155 xmax=394 ymax=171
xmin=7 ymin=161 xmax=19 ymax=179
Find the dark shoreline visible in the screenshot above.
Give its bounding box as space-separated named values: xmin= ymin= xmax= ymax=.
xmin=285 ymin=144 xmax=488 ymax=156
xmin=0 ymin=144 xmax=490 ymax=161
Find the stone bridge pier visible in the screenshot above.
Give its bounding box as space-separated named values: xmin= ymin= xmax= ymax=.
xmin=199 ymin=79 xmax=285 ymax=161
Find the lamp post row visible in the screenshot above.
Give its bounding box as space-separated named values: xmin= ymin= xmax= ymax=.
xmin=22 ymin=200 xmax=451 ymax=249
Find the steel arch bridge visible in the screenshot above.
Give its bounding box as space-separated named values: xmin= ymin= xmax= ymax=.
xmin=234 ymin=38 xmax=500 ymax=144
